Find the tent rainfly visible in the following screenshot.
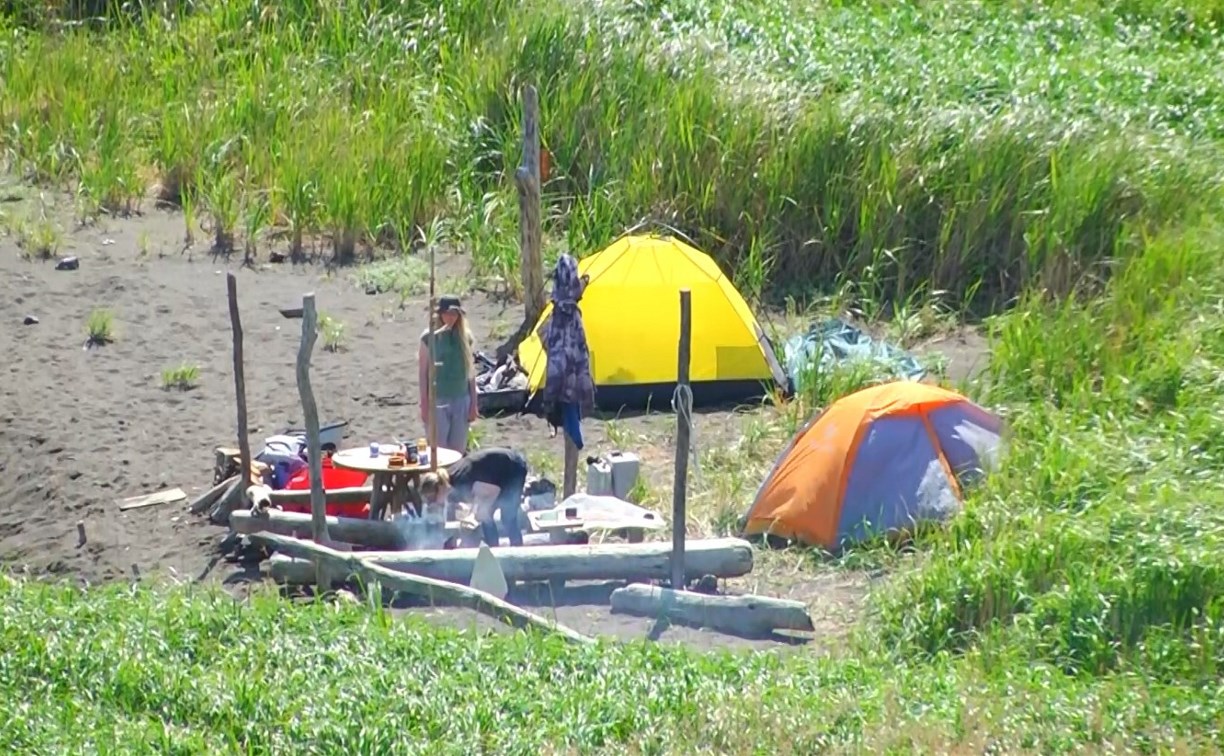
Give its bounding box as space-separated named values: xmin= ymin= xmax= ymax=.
xmin=517 ymin=234 xmax=787 ymax=411
xmin=741 ymin=381 xmax=1004 ymax=550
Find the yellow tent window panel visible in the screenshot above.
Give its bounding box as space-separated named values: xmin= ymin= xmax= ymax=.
xmin=715 ymin=346 xmax=768 ymax=381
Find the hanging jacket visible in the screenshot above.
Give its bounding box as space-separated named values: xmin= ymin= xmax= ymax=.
xmin=541 ymin=253 xmax=596 ymax=416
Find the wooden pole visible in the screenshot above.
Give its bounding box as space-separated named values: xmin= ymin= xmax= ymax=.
xmin=514 ymin=84 xmax=545 ymax=326
xmin=510 ymin=83 xmax=568 ymax=491
xmin=296 ymin=293 xmax=329 ymax=588
xmin=427 ymin=240 xmax=439 ymax=466
xmin=226 ymin=273 xmax=252 ymax=505
xmin=494 ymin=84 xmax=548 ymax=361
xmin=671 ymin=289 xmax=693 ymax=590
xmin=563 ymin=438 xmax=579 ymax=499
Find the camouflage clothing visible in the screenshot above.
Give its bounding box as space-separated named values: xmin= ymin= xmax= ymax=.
xmin=541 ymin=253 xmax=596 ymax=417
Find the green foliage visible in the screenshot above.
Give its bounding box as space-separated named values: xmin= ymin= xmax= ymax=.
xmin=0 ymin=576 xmax=1222 ymax=752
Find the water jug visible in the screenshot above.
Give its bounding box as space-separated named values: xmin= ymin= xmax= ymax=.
xmin=586 ymin=456 xmax=614 ymax=497
xmin=607 ymin=451 xmax=641 ymax=500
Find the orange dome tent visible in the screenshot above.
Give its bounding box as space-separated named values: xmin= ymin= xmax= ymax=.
xmin=741 ymin=381 xmax=1003 ymax=550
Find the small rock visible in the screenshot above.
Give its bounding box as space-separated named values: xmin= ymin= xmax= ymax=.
xmin=22 ymin=315 xmax=38 ymax=325
xmin=55 ymin=256 xmax=79 ymax=271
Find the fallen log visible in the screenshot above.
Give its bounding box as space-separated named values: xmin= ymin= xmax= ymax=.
xmin=190 ymin=476 xmax=236 ymax=515
xmin=609 ymin=584 xmax=815 ymax=639
xmin=232 ymin=508 xmax=406 ymax=549
xmin=253 ymin=533 xmax=594 ymax=646
xmin=249 ymin=528 xmax=755 ymax=586
xmin=208 ymin=477 xmax=246 ymax=525
xmin=232 ymin=506 xmax=664 ymax=551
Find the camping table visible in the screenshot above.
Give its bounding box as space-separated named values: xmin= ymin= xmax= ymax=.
xmin=330 ymin=445 xmax=463 ymax=521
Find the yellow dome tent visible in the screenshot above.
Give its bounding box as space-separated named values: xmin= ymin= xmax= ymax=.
xmin=517 ymin=234 xmax=787 ymax=410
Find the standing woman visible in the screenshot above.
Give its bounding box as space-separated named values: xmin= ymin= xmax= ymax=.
xmin=419 ymin=295 xmax=478 ymax=452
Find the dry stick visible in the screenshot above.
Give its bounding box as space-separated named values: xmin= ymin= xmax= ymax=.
xmin=226 ymin=273 xmax=253 ymax=512
xmin=296 ymin=293 xmax=330 ymax=588
xmin=250 ymin=532 xmax=595 ymax=646
xmin=671 ymin=289 xmax=693 ymax=590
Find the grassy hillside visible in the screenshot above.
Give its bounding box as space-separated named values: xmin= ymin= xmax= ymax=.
xmin=3 ymin=0 xmax=1224 ymax=751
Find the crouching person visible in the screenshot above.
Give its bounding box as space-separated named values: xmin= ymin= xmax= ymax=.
xmin=446 ymin=447 xmax=529 ymax=547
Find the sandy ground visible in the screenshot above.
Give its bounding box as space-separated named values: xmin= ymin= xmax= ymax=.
xmin=0 ymin=191 xmax=986 ymax=652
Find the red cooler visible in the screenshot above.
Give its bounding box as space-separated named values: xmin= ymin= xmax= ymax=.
xmin=281 ymin=455 xmax=371 ymax=518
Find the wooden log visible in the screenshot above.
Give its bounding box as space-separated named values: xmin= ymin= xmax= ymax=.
xmin=231 ymin=506 xmax=615 ymax=548
xmin=296 ymin=293 xmax=330 ymax=588
xmin=247 ymin=522 xmax=755 ymax=584
xmin=266 ymin=486 xmax=373 ymax=508
xmin=232 ymin=507 xmax=404 ymax=548
xmin=208 ymin=476 xmax=245 ymax=525
xmin=609 ymin=584 xmax=815 ymax=639
xmin=226 ymin=273 xmax=254 ymax=514
xmin=255 ymin=533 xmax=594 ymax=645
xmin=190 ymin=476 xmax=236 ymax=514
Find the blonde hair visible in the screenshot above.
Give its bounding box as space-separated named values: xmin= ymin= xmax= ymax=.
xmin=432 ymin=311 xmax=475 ymax=380
xmin=419 ymin=469 xmax=450 ymax=503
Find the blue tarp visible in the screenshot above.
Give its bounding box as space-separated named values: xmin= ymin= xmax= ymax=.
xmin=783 ymin=317 xmax=926 ymax=391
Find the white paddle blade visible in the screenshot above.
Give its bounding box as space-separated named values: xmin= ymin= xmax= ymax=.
xmin=469 ymin=543 xmax=509 ymax=600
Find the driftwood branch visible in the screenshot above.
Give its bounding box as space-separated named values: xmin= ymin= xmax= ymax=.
xmin=296 ymin=293 xmax=329 ymax=587
xmin=516 ymin=84 xmax=545 ymax=324
xmin=610 ymin=584 xmax=815 ymax=639
xmin=208 ymin=476 xmax=245 ymax=524
xmin=498 ymin=83 xmax=545 ymax=360
xmin=233 ymin=507 xmax=404 ymax=549
xmin=253 ymin=532 xmax=594 ymax=645
xmin=189 ymin=476 xmax=235 ymax=514
xmin=226 ymin=273 xmax=253 ymax=510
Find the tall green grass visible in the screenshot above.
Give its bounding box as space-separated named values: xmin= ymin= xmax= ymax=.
xmin=1 ymin=0 xmax=1221 ymax=308
xmin=1 ymin=573 xmax=1222 ymax=752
